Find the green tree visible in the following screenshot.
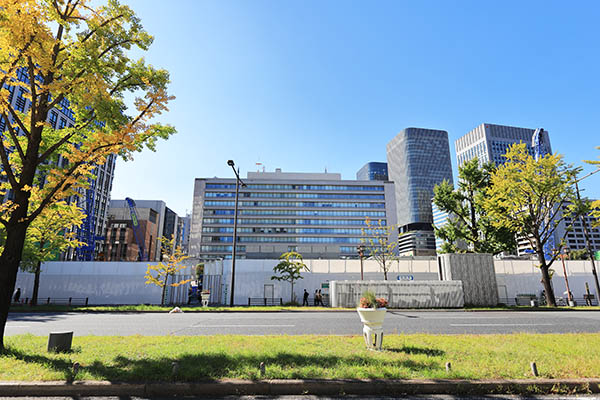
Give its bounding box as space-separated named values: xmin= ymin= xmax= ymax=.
xmin=18 ymin=199 xmax=86 ymax=305
xmin=0 ymin=0 xmax=175 ymax=351
xmin=585 ymin=146 xmax=600 ymax=227
xmin=271 ymin=251 xmax=308 ymax=304
xmin=361 ymin=217 xmax=397 ymax=280
xmin=568 ymin=249 xmax=589 ymax=260
xmin=145 ymin=237 xmax=191 ymax=306
xmin=433 ymin=158 xmax=516 ymax=254
xmin=484 ymin=143 xmax=581 ymax=307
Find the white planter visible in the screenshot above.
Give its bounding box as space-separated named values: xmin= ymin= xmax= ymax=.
xmin=356 ymin=307 xmax=387 ymax=327
xmin=357 ymin=307 xmax=386 ymax=350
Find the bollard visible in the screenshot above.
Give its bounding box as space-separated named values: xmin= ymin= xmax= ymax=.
xmin=445 ymin=362 xmax=451 ymax=372
xmin=530 ymin=361 xmax=539 ymax=377
xmin=259 ymin=362 xmax=265 ymax=378
xmin=47 ymin=331 xmax=73 ymax=352
xmin=172 ymin=361 xmax=179 ymax=376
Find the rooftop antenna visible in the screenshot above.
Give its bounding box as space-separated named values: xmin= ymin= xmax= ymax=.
xmin=256 ymin=162 xmax=262 ymax=172
xmin=324 ymin=166 xmax=328 ymax=173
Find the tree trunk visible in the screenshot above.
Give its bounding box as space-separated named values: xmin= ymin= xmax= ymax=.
xmin=290 ymin=281 xmax=294 ymax=304
xmin=534 ymin=236 xmax=556 ymax=307
xmin=161 ymin=280 xmax=167 ymax=306
xmin=0 ymin=224 xmax=29 ymax=352
xmin=539 ymin=263 xmax=556 ymax=307
xmin=31 ymin=260 xmax=42 ymax=306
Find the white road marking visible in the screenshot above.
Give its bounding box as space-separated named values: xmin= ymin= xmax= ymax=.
xmin=450 ymin=323 xmax=554 ymax=327
xmin=192 ymin=324 xmax=295 ymax=328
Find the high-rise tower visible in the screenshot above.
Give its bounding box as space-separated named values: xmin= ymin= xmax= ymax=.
xmin=386 ymin=128 xmax=453 ymax=256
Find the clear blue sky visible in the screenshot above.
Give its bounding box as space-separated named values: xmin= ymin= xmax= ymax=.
xmin=114 ymin=0 xmax=600 ymax=216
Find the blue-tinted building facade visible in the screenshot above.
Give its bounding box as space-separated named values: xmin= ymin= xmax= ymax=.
xmin=386 ymin=128 xmax=454 ymax=256
xmin=190 ymin=169 xmax=398 ymax=260
xmin=356 ymin=162 xmax=388 ymax=181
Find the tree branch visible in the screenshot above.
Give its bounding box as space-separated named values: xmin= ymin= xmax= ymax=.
xmin=2 ymin=112 xmax=26 ymax=162
xmin=0 ymin=132 xmax=20 ymax=189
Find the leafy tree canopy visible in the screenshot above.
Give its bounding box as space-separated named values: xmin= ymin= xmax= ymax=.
xmin=433 ymin=158 xmax=516 ymax=255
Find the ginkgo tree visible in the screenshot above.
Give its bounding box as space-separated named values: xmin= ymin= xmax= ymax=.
xmin=361 ymin=217 xmax=398 ymax=280
xmin=145 ymin=237 xmax=191 ymax=306
xmin=0 ymin=0 xmax=175 ymax=351
xmin=484 ymin=143 xmax=582 ymax=307
xmin=17 ymin=197 xmax=86 ymax=306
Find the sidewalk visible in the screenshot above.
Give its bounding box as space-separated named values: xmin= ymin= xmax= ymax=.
xmin=1 ymin=378 xmax=599 ymax=397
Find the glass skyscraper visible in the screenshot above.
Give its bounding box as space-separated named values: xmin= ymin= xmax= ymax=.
xmin=356 ymin=162 xmax=389 ymax=181
xmin=455 ymin=123 xmax=552 ymax=167
xmin=386 ymin=128 xmax=454 ymax=256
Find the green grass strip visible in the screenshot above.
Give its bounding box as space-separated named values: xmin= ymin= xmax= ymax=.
xmin=1 ymin=333 xmax=599 ymax=381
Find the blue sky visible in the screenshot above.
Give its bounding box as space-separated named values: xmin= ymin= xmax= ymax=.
xmin=115 ymin=0 xmax=600 ymax=216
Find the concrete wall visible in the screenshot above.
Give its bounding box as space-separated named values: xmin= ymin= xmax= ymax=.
xmin=14 ymin=261 xmax=195 ymax=305
xmin=206 ymin=258 xmax=440 ymax=305
xmin=330 ymin=280 xmax=464 ymax=308
xmin=439 ymin=253 xmax=499 ymax=306
xmin=495 ymin=259 xmax=598 ymax=302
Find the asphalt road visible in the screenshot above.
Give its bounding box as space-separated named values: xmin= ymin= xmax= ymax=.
xmin=4 ymin=310 xmax=600 ymax=336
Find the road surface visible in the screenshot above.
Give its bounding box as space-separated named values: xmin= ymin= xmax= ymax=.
xmin=5 ymin=310 xmax=600 ymax=336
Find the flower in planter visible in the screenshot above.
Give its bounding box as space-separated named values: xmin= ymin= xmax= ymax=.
xmin=358 ymin=290 xmax=388 ymax=309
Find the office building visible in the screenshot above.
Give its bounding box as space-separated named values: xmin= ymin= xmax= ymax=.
xmin=456 ymin=123 xmax=555 ymax=257
xmin=356 ymin=162 xmax=388 ymax=181
xmin=108 ymin=199 xmax=187 ymax=261
xmin=432 ymin=201 xmax=450 ymax=252
xmin=190 ymin=168 xmax=398 ymax=260
xmin=1 ymin=67 xmax=115 ymax=261
xmin=386 ymin=128 xmax=454 ymax=256
xmin=178 ymin=213 xmax=192 ymax=255
xmin=455 ymin=123 xmax=552 ymax=167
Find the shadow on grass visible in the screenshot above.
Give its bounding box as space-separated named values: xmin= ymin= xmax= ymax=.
xmin=385 ymin=345 xmax=445 ymax=357
xmin=3 ymin=346 xmax=442 ymax=382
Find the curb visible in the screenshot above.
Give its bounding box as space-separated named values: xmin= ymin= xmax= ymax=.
xmin=1 ymin=378 xmax=599 ymax=396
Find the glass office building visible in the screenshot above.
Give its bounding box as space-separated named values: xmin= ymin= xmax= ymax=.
xmin=455 ymin=123 xmax=552 ymax=167
xmin=190 ymin=169 xmax=398 ymax=260
xmin=356 ymin=162 xmax=389 ymax=181
xmin=386 ymin=128 xmax=454 ymax=256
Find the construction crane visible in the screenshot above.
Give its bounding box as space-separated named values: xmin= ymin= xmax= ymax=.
xmin=125 ymin=197 xmax=146 ymax=261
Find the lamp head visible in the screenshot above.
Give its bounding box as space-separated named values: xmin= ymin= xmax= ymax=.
xmin=227 ymin=160 xmax=235 ymax=167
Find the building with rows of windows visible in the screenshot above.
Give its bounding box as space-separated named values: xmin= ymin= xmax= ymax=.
xmin=455 ymin=123 xmax=552 ymax=167
xmin=1 ymin=67 xmax=115 ymax=260
xmin=189 ymin=169 xmax=398 ymax=260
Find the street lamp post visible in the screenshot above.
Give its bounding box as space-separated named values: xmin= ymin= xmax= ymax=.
xmin=574 ymin=170 xmax=600 ymax=303
xmin=357 ymin=245 xmax=364 ymax=280
xmin=227 ymin=160 xmax=246 ymax=307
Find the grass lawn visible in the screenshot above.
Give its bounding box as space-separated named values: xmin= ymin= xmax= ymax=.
xmin=1 ymin=333 xmax=599 ymax=382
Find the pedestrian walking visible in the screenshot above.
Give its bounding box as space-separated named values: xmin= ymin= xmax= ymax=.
xmin=302 ymin=289 xmax=309 ymax=306
xmin=314 ymin=289 xmax=319 ymax=306
xmin=317 ymin=289 xmax=324 ymax=306
xmin=13 ymin=288 xmax=21 ymax=303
